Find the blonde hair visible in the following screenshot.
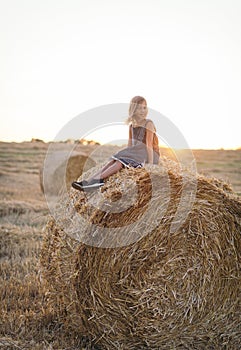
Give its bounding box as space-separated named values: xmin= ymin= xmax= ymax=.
xmin=126 ymin=96 xmax=147 ymax=126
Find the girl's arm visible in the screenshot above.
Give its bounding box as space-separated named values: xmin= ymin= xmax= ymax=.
xmin=128 ymin=125 xmax=132 ymax=147
xmin=145 ymin=121 xmax=155 ymax=164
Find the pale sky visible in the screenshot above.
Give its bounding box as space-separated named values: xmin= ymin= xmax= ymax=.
xmin=0 ymin=0 xmax=241 ymax=149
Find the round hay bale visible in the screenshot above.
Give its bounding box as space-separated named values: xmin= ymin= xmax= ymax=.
xmin=40 ymin=151 xmax=96 ymax=196
xmin=41 ymin=161 xmax=241 ymax=349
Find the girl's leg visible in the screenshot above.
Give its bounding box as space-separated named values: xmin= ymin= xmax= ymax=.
xmin=87 ymin=160 xmax=115 ymax=180
xmin=72 ymin=160 xmax=123 ymax=191
xmin=90 ymin=160 xmax=123 ymax=181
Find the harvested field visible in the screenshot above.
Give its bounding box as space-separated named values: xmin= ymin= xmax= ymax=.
xmin=0 ymin=141 xmax=240 ymax=349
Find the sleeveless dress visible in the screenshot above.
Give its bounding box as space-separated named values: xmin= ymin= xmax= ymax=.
xmin=112 ymin=119 xmax=160 ymax=168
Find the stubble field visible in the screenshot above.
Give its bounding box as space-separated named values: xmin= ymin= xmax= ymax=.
xmin=0 ymin=141 xmax=240 ymax=349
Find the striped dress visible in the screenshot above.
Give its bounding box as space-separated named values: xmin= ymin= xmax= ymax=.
xmin=112 ymin=119 xmax=160 ymax=168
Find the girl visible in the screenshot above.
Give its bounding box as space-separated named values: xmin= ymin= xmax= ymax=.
xmin=72 ymin=96 xmax=160 ymax=191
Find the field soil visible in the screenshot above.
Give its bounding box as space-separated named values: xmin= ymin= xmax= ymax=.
xmin=0 ymin=141 xmax=240 ymax=349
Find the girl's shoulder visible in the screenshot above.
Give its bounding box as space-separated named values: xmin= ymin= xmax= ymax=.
xmin=145 ymin=118 xmax=153 ymax=125
xmin=130 ymin=119 xmax=156 ymax=130
xmin=145 ymin=119 xmax=156 ymax=131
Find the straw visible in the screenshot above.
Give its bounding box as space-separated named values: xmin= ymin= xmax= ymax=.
xmin=41 ymin=158 xmax=241 ymax=349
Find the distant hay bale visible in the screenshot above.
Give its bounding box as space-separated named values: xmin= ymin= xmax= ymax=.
xmin=41 ymin=160 xmax=241 ymax=349
xmin=40 ymin=151 xmax=96 ymax=196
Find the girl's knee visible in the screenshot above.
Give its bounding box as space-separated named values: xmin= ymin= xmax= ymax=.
xmin=115 ymin=160 xmax=123 ymax=169
xmin=118 ymin=161 xmax=124 ymax=169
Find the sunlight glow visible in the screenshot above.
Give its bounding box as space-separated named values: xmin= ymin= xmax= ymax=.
xmin=0 ymin=1 xmax=240 ymax=149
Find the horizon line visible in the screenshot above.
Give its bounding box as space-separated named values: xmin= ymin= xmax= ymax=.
xmin=0 ymin=138 xmax=240 ymax=151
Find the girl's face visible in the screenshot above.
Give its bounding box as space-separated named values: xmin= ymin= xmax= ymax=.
xmin=134 ymin=101 xmax=148 ymax=120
